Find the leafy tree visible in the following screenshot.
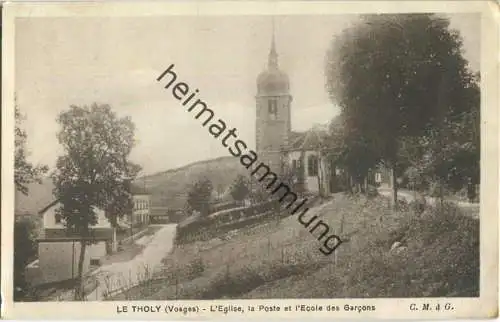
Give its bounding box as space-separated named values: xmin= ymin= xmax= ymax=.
xmin=14 ymin=217 xmax=39 ymax=300
xmin=326 ymin=14 xmax=478 ymax=206
xmin=15 ymin=103 xmax=48 ymax=195
xmin=230 ymin=175 xmax=250 ymax=203
xmin=326 ymin=114 xmax=380 ymax=193
xmin=186 ymin=177 xmax=213 ymax=216
xmin=398 ymin=72 xmax=480 ymax=199
xmin=52 ymin=103 xmax=140 ymax=300
xmin=13 ymin=100 xmax=47 ymax=300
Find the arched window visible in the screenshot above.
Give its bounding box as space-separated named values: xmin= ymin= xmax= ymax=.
xmin=268 ymin=98 xmax=278 ymax=120
xmin=308 ymin=155 xmax=319 ymax=176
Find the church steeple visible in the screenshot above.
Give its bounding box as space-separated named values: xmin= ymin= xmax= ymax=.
xmin=268 ymin=19 xmax=278 ymax=69
xmin=255 ymin=17 xmax=292 ymax=170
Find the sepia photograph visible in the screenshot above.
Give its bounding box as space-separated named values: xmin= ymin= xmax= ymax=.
xmin=2 ymin=1 xmax=498 ymax=319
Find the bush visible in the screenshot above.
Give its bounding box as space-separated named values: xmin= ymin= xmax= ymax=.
xmin=14 ymin=217 xmax=39 ymax=300
xmin=396 ymin=198 xmax=410 ymax=212
xmin=409 ymin=196 xmax=426 ymax=214
xmin=366 ymin=185 xmax=379 ymax=198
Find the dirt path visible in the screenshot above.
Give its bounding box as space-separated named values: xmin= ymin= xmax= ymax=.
xmin=85 ymin=224 xmax=177 ymax=300
xmin=378 ymin=187 xmax=479 ymax=218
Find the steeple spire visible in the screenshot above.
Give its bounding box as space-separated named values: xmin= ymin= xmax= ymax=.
xmin=268 ymin=17 xmax=278 ymax=69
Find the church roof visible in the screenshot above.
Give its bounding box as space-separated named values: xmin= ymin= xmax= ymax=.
xmin=256 ymin=27 xmax=290 ymax=96
xmin=287 ymin=125 xmax=329 ymax=151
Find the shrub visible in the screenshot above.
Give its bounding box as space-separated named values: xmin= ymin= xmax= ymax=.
xmin=366 ymin=185 xmax=379 ymax=198
xmin=409 ymin=196 xmax=426 ymax=214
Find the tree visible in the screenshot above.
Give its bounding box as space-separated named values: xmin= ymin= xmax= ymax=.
xmin=15 ymin=103 xmax=48 ymax=195
xmin=327 ymin=114 xmax=380 ymax=193
xmin=186 ymin=177 xmax=213 ymax=216
xmin=14 ymin=217 xmax=39 ymax=300
xmin=230 ymin=175 xmax=250 ymax=203
xmin=326 ymin=14 xmax=477 ymax=207
xmin=52 ymin=103 xmax=140 ymax=300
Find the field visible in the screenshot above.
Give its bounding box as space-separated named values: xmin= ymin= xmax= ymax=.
xmin=109 ymin=192 xmax=479 ymax=300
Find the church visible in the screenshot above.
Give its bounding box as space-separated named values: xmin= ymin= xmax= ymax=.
xmin=255 ymin=33 xmax=341 ymax=197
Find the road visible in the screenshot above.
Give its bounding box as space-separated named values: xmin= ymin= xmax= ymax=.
xmin=378 ymin=187 xmax=479 ymax=219
xmin=86 ymin=224 xmax=177 ymax=301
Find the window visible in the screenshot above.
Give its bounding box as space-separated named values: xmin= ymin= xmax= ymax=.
xmin=55 ymin=213 xmax=62 ymax=224
xmin=308 ymin=155 xmax=319 ymax=176
xmin=268 ymin=98 xmax=278 ymax=120
xmin=292 ymin=159 xmax=297 ymax=171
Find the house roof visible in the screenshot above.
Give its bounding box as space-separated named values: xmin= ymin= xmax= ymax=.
xmin=38 ymin=199 xmax=60 ymax=215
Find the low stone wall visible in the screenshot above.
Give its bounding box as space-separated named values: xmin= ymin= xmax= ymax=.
xmin=175 ymin=200 xmax=287 ymax=244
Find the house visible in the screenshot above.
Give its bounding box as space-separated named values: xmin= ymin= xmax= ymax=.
xmin=284 ymin=126 xmax=338 ymax=196
xmin=117 ymin=181 xmax=152 ymax=228
xmin=129 ymin=184 xmax=151 ymax=227
xmin=34 ymin=200 xmax=115 ymax=285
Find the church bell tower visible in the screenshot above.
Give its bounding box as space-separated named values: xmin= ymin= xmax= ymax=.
xmin=255 ymin=27 xmax=292 ymax=173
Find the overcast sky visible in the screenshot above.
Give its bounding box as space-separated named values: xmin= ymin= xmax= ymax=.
xmin=15 ymin=13 xmax=480 ymax=176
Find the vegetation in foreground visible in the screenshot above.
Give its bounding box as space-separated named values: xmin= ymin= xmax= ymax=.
xmin=109 ymin=193 xmax=478 ymax=300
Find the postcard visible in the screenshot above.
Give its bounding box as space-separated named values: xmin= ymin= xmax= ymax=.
xmin=1 ymin=0 xmax=498 ymax=319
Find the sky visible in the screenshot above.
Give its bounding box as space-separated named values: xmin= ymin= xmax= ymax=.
xmin=15 ymin=13 xmax=480 ymax=176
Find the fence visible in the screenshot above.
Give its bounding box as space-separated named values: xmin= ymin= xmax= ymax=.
xmin=175 ymin=199 xmax=284 ymax=244
xmin=99 ymin=213 xmax=347 ymax=301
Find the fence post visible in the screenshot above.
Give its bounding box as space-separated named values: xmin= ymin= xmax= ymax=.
xmin=175 ymin=275 xmax=179 ymax=300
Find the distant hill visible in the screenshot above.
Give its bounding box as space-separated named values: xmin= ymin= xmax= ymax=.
xmin=141 ymin=156 xmax=248 ymax=210
xmin=14 ymin=156 xmax=248 ymax=216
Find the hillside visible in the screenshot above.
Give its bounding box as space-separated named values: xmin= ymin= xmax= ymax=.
xmin=108 ymin=193 xmax=479 ymax=300
xmin=14 ymin=156 xmax=247 ymax=216
xmin=141 ymin=156 xmax=247 ymax=210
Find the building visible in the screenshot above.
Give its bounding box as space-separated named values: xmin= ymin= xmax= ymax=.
xmin=286 ymin=126 xmax=339 ymax=196
xmin=255 ymin=32 xmax=293 ymax=173
xmin=119 ymin=183 xmax=152 ymax=227
xmin=255 ymin=31 xmax=338 ymax=196
xmin=131 ymin=193 xmax=151 ymax=226
xmin=31 ymin=200 xmax=115 ymax=286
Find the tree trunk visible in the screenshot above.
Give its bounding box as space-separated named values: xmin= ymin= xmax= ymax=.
xmin=439 ymin=181 xmax=444 ymax=208
xmin=316 ymin=157 xmax=322 ymax=197
xmin=391 ymin=166 xmax=398 ymax=209
xmin=74 ymin=240 xmax=87 ymax=301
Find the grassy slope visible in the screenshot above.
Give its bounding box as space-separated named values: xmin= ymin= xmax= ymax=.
xmin=142 ymin=156 xmax=247 ymax=209
xmin=111 ymin=193 xmax=479 ymax=300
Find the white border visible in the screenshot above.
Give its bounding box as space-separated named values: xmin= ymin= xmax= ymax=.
xmin=2 ymin=1 xmax=498 ymax=319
